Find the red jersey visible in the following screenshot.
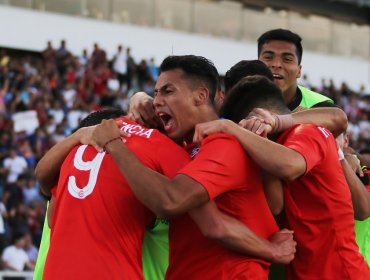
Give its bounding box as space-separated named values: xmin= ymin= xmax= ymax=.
xmin=43 ymin=118 xmax=190 ymax=280
xmin=166 ymin=134 xmax=279 ymax=280
xmin=278 ymin=124 xmax=370 ymax=280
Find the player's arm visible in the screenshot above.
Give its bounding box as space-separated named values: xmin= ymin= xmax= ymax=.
xmin=189 ymin=202 xmax=296 ymax=264
xmin=194 ymin=120 xmax=306 ymax=181
xmin=35 ymin=126 xmax=98 ymax=196
xmin=94 ymin=120 xmax=209 ymax=218
xmin=262 ymin=172 xmax=284 ymax=215
xmin=247 ymin=107 xmax=347 ymax=138
xmin=291 ymin=107 xmax=347 ymax=137
xmin=340 ymin=157 xmax=370 ymax=220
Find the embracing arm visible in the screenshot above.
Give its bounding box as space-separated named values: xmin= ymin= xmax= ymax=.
xmin=247 ymin=107 xmax=347 ymax=138
xmin=35 ymin=130 xmax=82 ymax=196
xmin=95 ymin=120 xmax=209 ymax=218
xmin=35 ymin=126 xmax=98 ymax=196
xmin=194 ymin=120 xmax=306 ymax=181
xmin=340 ymin=158 xmax=370 ymax=220
xmin=291 ymin=107 xmax=347 ymax=137
xmin=189 ymin=202 xmax=296 ymax=264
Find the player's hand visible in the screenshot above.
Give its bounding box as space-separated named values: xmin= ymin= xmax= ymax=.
xmin=269 ymin=229 xmax=296 ymax=264
xmin=92 ymin=119 xmax=122 ymax=151
xmin=345 ymin=153 xmax=364 ymax=177
xmin=239 ymin=117 xmax=271 ymax=137
xmin=240 ymin=108 xmax=276 ymax=136
xmin=128 ymin=92 xmax=161 ymax=128
xmin=193 ymin=119 xmax=236 ymax=143
xmin=76 ymin=126 xmax=101 ymax=152
xmin=248 ymin=108 xmax=276 ymax=126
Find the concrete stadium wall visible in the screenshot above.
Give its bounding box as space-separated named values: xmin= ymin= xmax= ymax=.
xmin=0 ymin=5 xmax=369 ymax=91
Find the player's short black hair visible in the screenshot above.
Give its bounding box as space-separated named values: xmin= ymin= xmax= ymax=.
xmin=221 ymin=75 xmax=288 ymax=123
xmin=79 ymin=108 xmax=126 ymax=128
xmin=258 ymin=29 xmax=303 ymax=64
xmin=224 ymin=60 xmax=273 ymax=94
xmin=160 ymin=55 xmax=219 ymax=104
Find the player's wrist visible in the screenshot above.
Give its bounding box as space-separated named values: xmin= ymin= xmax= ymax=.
xmin=103 ymin=136 xmax=122 ymax=153
xmin=271 ymin=114 xmax=293 ymax=134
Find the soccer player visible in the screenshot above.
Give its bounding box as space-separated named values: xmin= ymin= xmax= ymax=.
xmin=192 ymin=75 xmax=370 ymax=280
xmin=41 ymin=116 xmax=191 ymax=279
xmin=336 ymin=131 xmax=370 ymax=265
xmin=35 ymin=109 xmax=188 ymax=280
xmin=34 ymin=109 xmax=128 ymax=280
xmin=257 ymin=28 xmax=333 ymax=111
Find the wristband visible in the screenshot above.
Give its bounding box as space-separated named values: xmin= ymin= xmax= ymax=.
xmin=103 ymin=136 xmax=122 ymax=153
xmin=338 ymin=148 xmax=345 ymax=161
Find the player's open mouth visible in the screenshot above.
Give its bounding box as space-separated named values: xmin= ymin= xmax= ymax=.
xmin=157 ymin=112 xmax=175 ymax=132
xmin=273 ymin=74 xmax=284 ymax=80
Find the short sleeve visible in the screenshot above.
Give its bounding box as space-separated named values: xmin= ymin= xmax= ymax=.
xmin=154 ymin=137 xmax=191 ymax=179
xmin=178 ymin=134 xmax=250 ymax=200
xmin=280 ymin=125 xmax=330 ymax=175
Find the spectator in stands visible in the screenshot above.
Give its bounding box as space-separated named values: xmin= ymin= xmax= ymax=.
xmin=126 ymin=47 xmax=136 ymax=91
xmin=3 ymin=148 xmax=28 ymax=185
xmin=55 ymin=40 xmax=71 ymax=77
xmin=1 ymin=231 xmax=34 ymax=279
xmin=112 ymin=45 xmax=127 ymax=89
xmin=91 ymin=43 xmax=107 ymax=69
xmin=147 ymin=58 xmax=159 ymax=81
xmin=42 ymin=41 xmax=56 ymax=64
xmin=23 ymin=233 xmax=38 ymax=267
xmin=0 ymin=202 xmax=8 ymax=253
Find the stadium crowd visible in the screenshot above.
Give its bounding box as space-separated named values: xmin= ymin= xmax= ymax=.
xmin=0 ymin=36 xmax=368 ymax=275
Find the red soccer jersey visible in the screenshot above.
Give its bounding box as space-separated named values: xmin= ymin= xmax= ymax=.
xmin=43 ymin=118 xmax=190 ymax=280
xmin=278 ymin=124 xmax=370 ymax=280
xmin=166 ymin=134 xmax=279 ymax=280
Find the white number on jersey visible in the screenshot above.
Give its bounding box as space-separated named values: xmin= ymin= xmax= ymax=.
xmin=68 ymin=145 xmax=105 ymax=199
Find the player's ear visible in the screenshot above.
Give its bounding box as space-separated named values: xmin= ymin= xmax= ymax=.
xmin=194 ymin=87 xmax=209 ymax=106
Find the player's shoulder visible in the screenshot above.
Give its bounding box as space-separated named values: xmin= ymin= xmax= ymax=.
xmin=200 ymin=133 xmax=242 ymax=148
xmin=289 ymin=124 xmax=332 ymax=140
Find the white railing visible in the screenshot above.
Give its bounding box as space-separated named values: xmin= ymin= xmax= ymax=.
xmin=0 ymin=271 xmax=34 ymax=279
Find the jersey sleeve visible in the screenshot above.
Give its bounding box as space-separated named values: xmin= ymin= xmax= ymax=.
xmin=282 ymin=125 xmax=329 ymax=175
xmin=154 ymin=136 xmax=191 ymax=179
xmin=178 ymin=134 xmax=250 ymax=200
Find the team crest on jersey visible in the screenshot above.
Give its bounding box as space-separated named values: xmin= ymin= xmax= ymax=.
xmin=190 ymin=146 xmax=200 ymax=159
xmin=68 ymin=145 xmax=105 ymax=199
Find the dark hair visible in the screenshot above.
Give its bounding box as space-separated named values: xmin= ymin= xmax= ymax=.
xmin=12 ymin=231 xmax=27 ymax=244
xmin=79 ymin=108 xmax=126 ymax=128
xmin=258 ymin=29 xmax=303 ymax=64
xmin=224 ymin=60 xmax=274 ymax=94
xmin=221 ymin=75 xmax=287 ymax=123
xmin=159 ymin=55 xmax=219 ymax=103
